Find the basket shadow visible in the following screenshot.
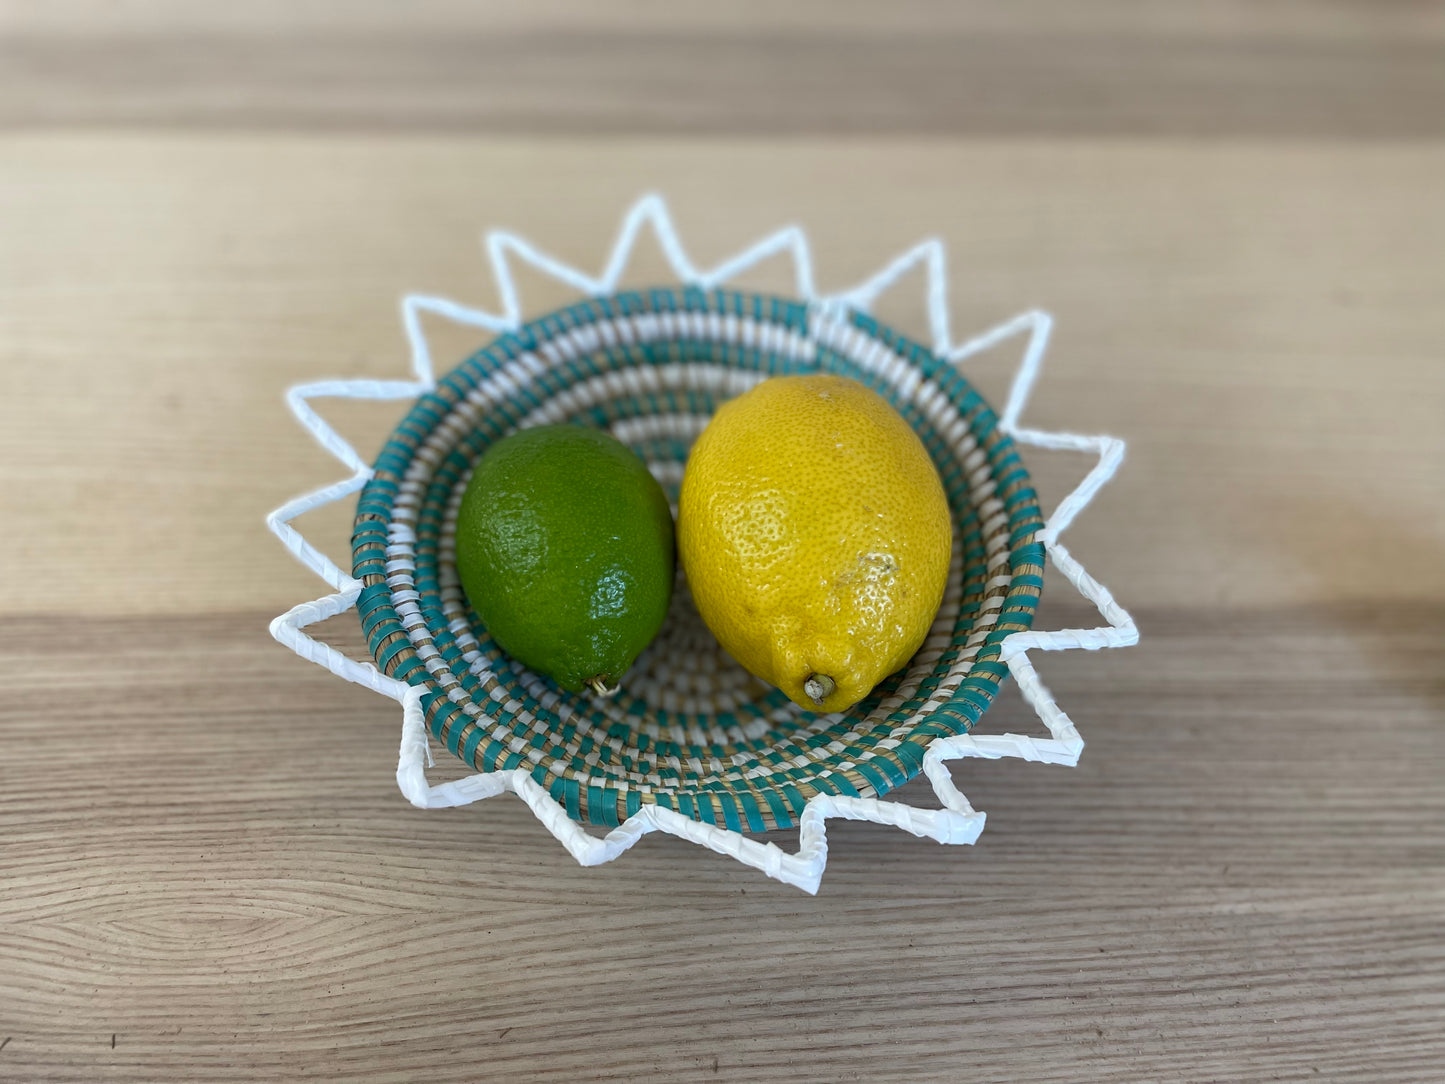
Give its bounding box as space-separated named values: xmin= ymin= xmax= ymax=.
xmin=1244 ymin=488 xmax=1445 ymax=714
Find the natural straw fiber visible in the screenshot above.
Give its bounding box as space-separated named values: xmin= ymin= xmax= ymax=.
xmin=350 ymin=288 xmax=1044 ymax=831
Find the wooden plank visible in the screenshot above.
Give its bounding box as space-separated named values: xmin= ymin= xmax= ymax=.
xmin=1 ymin=135 xmax=1441 ymax=618
xmin=2 ymin=1 xmax=1442 ymax=137
xmin=0 ymin=605 xmax=1441 ymax=1081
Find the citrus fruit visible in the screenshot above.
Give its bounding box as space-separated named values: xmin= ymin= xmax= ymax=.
xmin=678 ymin=374 xmax=952 ymax=713
xmin=455 ymin=425 xmax=675 ymax=695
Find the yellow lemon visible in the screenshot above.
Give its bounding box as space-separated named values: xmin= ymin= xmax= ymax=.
xmin=678 ymin=374 xmax=952 ymax=713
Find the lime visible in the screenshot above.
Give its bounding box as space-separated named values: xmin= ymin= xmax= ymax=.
xmin=455 ymin=425 xmax=675 ymax=694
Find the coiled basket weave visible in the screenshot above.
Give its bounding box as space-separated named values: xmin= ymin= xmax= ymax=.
xmin=352 ymin=287 xmax=1044 ymax=833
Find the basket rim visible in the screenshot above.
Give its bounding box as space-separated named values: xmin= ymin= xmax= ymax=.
xmin=352 ymin=286 xmax=1045 ymax=831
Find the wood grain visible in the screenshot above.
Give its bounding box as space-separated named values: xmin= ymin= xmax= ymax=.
xmin=1 ymin=604 xmax=1442 ymax=1082
xmin=2 ymin=0 xmax=1442 ymax=137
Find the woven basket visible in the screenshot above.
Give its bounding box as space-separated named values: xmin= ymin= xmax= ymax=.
xmin=351 ymin=286 xmax=1044 ymax=833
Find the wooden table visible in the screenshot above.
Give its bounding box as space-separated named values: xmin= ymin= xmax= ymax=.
xmin=3 ymin=4 xmax=1442 ymax=1081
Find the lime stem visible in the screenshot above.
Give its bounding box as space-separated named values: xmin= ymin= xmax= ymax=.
xmin=587 ymin=676 xmax=617 ymax=698
xmin=803 ymin=674 xmax=836 ymax=705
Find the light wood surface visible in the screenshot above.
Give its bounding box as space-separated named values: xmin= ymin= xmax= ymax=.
xmin=2 ymin=4 xmax=1443 ymax=1082
xmin=4 ymin=0 xmax=1444 ymax=137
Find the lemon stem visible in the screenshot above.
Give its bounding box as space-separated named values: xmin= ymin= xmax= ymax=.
xmin=803 ymin=674 xmax=836 ymax=705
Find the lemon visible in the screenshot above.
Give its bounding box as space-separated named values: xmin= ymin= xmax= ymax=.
xmin=455 ymin=425 xmax=675 ymax=695
xmin=678 ymin=374 xmax=952 ymax=713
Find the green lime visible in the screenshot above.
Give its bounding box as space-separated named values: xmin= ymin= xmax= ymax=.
xmin=455 ymin=424 xmax=675 ymax=694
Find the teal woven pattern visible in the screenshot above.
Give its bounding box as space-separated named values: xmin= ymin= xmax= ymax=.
xmin=352 ymin=288 xmax=1044 ymax=831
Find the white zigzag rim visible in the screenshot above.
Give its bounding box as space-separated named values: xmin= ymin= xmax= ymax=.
xmin=267 ymin=193 xmax=1138 ymax=894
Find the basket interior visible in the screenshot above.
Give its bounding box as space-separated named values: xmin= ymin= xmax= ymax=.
xmin=353 ymin=288 xmax=1044 ymax=831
